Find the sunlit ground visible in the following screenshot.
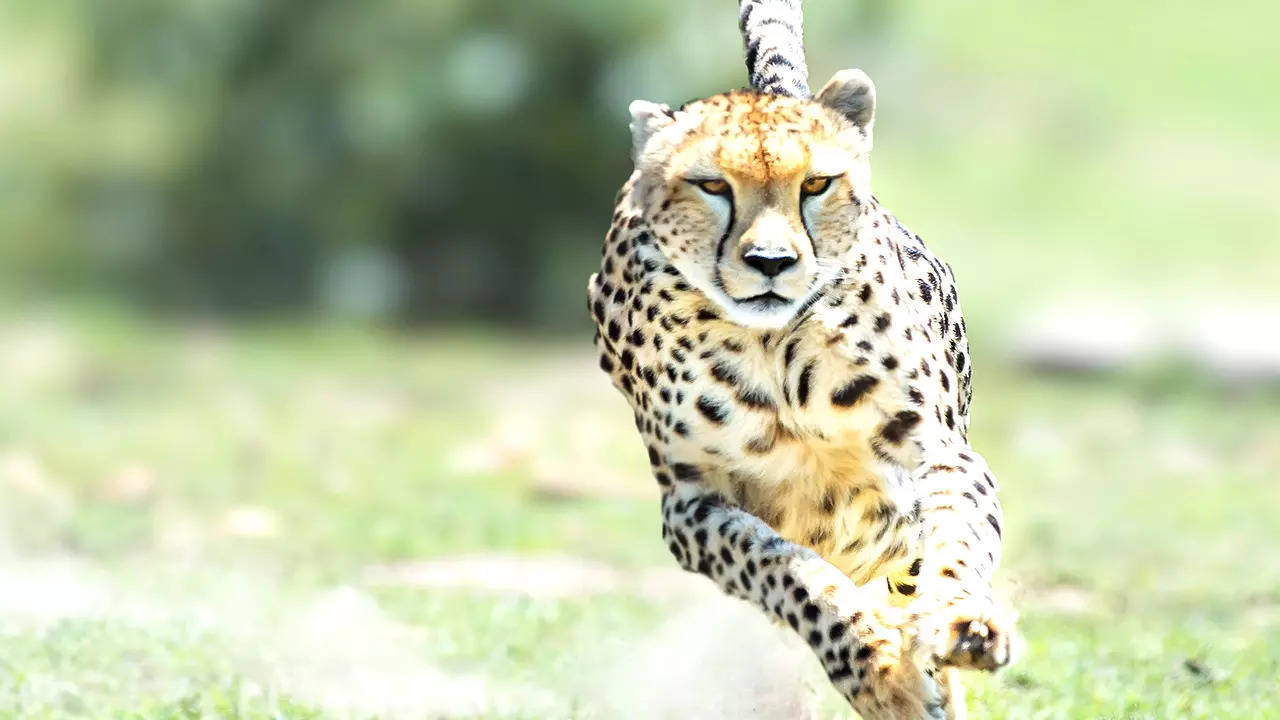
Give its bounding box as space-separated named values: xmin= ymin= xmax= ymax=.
xmin=1 ymin=311 xmax=1277 ymax=719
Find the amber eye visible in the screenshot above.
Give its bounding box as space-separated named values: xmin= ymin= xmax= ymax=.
xmin=694 ymin=179 xmax=730 ymax=195
xmin=800 ymin=175 xmax=835 ymax=197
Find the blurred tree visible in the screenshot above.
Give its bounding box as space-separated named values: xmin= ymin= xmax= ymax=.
xmin=0 ymin=0 xmax=900 ymax=327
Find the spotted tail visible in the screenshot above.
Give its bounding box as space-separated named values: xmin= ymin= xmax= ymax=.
xmin=738 ymin=0 xmax=810 ymax=98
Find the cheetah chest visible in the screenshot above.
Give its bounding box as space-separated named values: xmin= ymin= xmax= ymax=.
xmin=667 ymin=321 xmax=927 ymax=583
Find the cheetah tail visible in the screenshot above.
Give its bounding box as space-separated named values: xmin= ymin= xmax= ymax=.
xmin=738 ymin=0 xmax=810 ymax=98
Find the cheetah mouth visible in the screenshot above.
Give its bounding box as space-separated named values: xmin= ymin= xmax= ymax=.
xmin=736 ymin=292 xmax=792 ymax=306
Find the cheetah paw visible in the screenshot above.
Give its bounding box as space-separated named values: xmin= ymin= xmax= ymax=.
xmin=853 ymin=655 xmax=946 ymax=720
xmin=848 ymin=618 xmax=946 ymax=720
xmin=929 ymin=602 xmax=1018 ymax=672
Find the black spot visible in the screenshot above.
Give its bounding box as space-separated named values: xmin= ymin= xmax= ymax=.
xmin=894 ymin=582 xmax=916 ymax=596
xmin=881 ymin=355 xmax=898 ymax=370
xmin=672 ymin=463 xmax=701 ymax=481
xmin=908 ymin=558 xmax=922 ymax=576
xmin=666 ymin=541 xmax=682 ymax=561
xmin=874 ymin=314 xmax=891 ymax=332
xmin=599 ymin=355 xmax=614 ymax=373
xmin=907 ymin=386 xmax=925 ymax=405
xmin=803 ymin=602 xmax=820 ymax=622
xmin=797 ymin=362 xmax=816 ymax=406
xmin=647 ymin=447 xmax=660 ymax=465
xmin=607 ymin=321 xmax=621 ymax=341
xmin=620 ymin=349 xmax=634 ymax=370
xmin=710 ymin=360 xmax=739 ymax=385
xmin=986 ymin=513 xmax=1002 ymax=537
xmin=696 ymin=308 xmax=719 ymax=321
xmin=737 ymin=386 xmax=775 ymax=410
xmin=831 ymin=375 xmax=880 ymax=407
xmin=692 ymin=494 xmax=722 ymax=522
xmin=696 ymin=395 xmax=729 ymax=424
xmin=880 ymin=411 xmax=922 ymax=445
xmin=784 ymin=339 xmax=800 ymax=369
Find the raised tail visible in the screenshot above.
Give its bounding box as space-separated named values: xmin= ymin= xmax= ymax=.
xmin=738 ymin=0 xmax=810 ymax=98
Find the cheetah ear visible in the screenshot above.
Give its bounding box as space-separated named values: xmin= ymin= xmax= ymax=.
xmin=816 ymin=69 xmax=876 ymax=140
xmin=629 ymin=100 xmax=676 ymax=162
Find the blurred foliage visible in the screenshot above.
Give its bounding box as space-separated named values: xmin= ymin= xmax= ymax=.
xmin=0 ymin=0 xmax=1276 ymax=328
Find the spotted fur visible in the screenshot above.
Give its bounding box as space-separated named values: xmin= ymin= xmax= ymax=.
xmin=591 ymin=67 xmax=1015 ymax=719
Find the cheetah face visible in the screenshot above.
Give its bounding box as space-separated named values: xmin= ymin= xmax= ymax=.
xmin=627 ymin=70 xmax=878 ymax=330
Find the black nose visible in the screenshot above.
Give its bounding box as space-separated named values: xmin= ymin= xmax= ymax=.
xmin=742 ymin=247 xmax=798 ymax=278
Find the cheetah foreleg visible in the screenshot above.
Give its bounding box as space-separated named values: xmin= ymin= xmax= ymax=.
xmin=895 ymin=448 xmax=1018 ymax=674
xmin=661 ymin=481 xmax=945 ymax=720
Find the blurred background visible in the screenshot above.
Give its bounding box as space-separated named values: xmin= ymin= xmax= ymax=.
xmin=1 ymin=0 xmax=1277 ymax=718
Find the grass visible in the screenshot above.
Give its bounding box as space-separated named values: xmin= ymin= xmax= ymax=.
xmin=0 ymin=313 xmax=1277 ymax=719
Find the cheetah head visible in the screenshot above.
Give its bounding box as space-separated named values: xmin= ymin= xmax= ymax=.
xmin=627 ymin=70 xmax=877 ymax=330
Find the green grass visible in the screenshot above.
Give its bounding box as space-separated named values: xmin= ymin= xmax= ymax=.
xmin=1 ymin=314 xmax=1277 ymax=718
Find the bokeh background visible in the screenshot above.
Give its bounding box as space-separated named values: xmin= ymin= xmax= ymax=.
xmin=1 ymin=0 xmax=1277 ymax=718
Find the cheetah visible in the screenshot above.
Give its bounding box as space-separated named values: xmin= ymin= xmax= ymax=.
xmin=588 ymin=1 xmax=1016 ymax=717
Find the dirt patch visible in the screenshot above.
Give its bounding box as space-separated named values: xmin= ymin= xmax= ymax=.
xmin=261 ymin=586 xmax=515 ymax=718
xmin=588 ymin=593 xmax=825 ymax=720
xmin=0 ymin=555 xmax=546 ymax=718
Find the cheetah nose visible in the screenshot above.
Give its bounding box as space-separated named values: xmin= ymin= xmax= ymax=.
xmin=742 ymin=247 xmax=798 ymax=278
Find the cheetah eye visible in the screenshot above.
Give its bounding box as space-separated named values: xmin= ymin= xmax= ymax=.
xmin=800 ymin=175 xmax=837 ymax=197
xmin=690 ymin=178 xmax=731 ymax=196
